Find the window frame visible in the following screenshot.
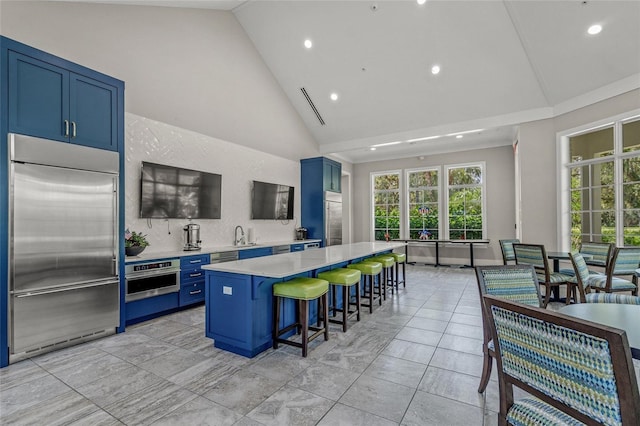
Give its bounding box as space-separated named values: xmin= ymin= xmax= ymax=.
xmin=558 ymin=109 xmax=640 ymax=250
xmin=444 ymin=161 xmax=487 ymax=240
xmin=405 ymin=166 xmax=442 ymax=240
xmin=370 ymin=170 xmax=402 ymax=241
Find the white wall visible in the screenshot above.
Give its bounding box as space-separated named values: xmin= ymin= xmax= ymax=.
xmin=0 ymin=0 xmax=319 ymax=162
xmin=517 ymin=89 xmax=640 ymax=249
xmin=125 ymin=113 xmax=301 ymax=254
xmin=351 ymin=146 xmax=516 ymax=265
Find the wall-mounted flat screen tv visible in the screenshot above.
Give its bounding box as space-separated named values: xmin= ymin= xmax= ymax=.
xmin=140 ymin=162 xmax=222 ymax=219
xmin=251 ymin=180 xmax=294 ymax=220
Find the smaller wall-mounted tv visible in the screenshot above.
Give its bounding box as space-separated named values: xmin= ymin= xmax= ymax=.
xmin=140 ymin=162 xmax=222 ymax=219
xmin=251 ymin=180 xmax=294 ymax=220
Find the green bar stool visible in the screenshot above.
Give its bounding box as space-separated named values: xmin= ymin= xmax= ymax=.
xmin=273 ymin=277 xmax=329 ymax=357
xmin=368 ymin=254 xmax=396 ymax=295
xmin=317 ymin=268 xmax=362 ymax=332
xmin=347 ymin=260 xmax=383 ymax=313
xmin=390 ymin=252 xmax=407 ymax=291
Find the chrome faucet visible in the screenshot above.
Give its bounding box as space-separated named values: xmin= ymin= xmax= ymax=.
xmin=234 ymin=225 xmax=245 ymax=246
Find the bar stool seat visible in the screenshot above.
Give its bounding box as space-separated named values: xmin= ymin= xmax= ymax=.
xmin=273 ymin=277 xmax=329 ymax=357
xmin=348 ymin=260 xmax=383 ymax=313
xmin=368 ymin=254 xmax=396 ymax=295
xmin=317 ymin=268 xmax=361 ymax=332
xmin=390 ymin=252 xmax=407 ymax=290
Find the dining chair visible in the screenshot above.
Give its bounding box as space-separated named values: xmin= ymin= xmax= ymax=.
xmin=484 ymin=295 xmax=640 ymax=425
xmin=587 ymin=247 xmax=640 ymax=295
xmin=512 ymin=243 xmax=573 ymax=307
xmin=498 ymin=239 xmax=519 ymax=265
xmin=568 ymin=251 xmax=593 ymax=303
xmin=585 ymin=293 xmax=640 ymax=304
xmin=474 ymin=264 xmax=541 ymax=393
xmin=560 ymin=241 xmax=614 ymax=276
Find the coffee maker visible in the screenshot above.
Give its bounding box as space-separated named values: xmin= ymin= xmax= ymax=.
xmin=183 ymin=223 xmax=202 ymax=251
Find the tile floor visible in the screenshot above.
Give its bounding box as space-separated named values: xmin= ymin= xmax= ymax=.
xmin=2 ymin=265 xmax=637 ymax=425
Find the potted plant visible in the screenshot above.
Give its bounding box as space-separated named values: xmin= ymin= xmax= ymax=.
xmin=125 ymin=229 xmax=149 ymax=256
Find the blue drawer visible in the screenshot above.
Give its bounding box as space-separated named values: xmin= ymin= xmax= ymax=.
xmin=180 ymin=281 xmax=205 ymax=306
xmin=291 ymin=244 xmax=304 ymax=252
xmin=181 ymin=269 xmax=205 ymax=284
xmin=180 ymin=254 xmax=210 ymax=272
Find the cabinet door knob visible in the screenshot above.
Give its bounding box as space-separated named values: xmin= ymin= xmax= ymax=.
xmin=71 ymin=121 xmax=77 ymax=138
xmin=64 ymin=120 xmax=70 ymax=137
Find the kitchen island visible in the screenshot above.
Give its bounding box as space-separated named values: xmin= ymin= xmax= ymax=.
xmin=202 ymin=242 xmax=406 ymax=357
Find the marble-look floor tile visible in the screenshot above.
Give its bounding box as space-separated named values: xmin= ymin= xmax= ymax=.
xmin=166 ymin=306 xmax=206 ymax=327
xmin=130 ymin=318 xmax=194 ymax=340
xmin=232 ymin=416 xmax=266 ymax=426
xmin=103 ymin=380 xmax=198 ymax=425
xmin=246 ymin=350 xmax=313 ymax=382
xmin=413 ymin=308 xmax=453 ymax=322
xmin=246 ymin=386 xmax=334 ymax=426
xmin=429 ymin=347 xmax=485 ymax=378
xmin=138 ymin=347 xmax=210 ymax=378
xmin=52 ymin=353 xmax=133 ymax=388
xmin=392 ymin=296 xmax=427 ymax=308
xmin=339 ymin=375 xmax=414 ymax=423
xmin=418 ymin=367 xmax=485 ymax=408
xmin=75 ymin=365 xmax=165 ymax=408
xmin=444 ymin=322 xmax=483 ymax=340
xmin=67 ymin=408 xmax=123 ymax=425
xmin=395 ymin=327 xmax=442 ymax=347
xmin=405 ymin=316 xmax=449 ymax=333
xmin=1 ymin=389 xmax=99 ymax=425
xmin=317 ymin=403 xmax=397 ymax=426
xmin=287 ymin=363 xmax=359 ymax=401
xmin=0 ymin=359 xmax=49 ymax=390
xmin=402 ymin=390 xmax=484 ymax=426
xmin=449 ymin=312 xmax=482 ymax=326
xmin=437 ymin=334 xmax=483 ymax=356
xmin=1 ymin=374 xmax=72 ymax=417
xmin=33 ymin=346 xmax=109 ymax=374
xmin=203 ymin=370 xmax=286 ymax=415
xmin=454 ymin=305 xmax=482 ymax=316
xmin=150 ymin=395 xmax=243 ymax=426
xmin=381 ymin=339 xmax=436 ymax=365
xmin=168 ymin=358 xmax=241 ymax=395
xmin=364 ymin=354 xmax=427 ymax=389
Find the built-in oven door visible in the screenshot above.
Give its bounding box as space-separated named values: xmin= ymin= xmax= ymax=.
xmin=125 ymin=269 xmax=180 ymax=302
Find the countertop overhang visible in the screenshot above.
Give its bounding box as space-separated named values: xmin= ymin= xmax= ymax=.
xmin=202 ymin=241 xmax=406 ymax=278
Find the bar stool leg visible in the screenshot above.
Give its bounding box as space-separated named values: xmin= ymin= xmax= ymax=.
xmin=323 ymin=293 xmax=329 ymax=341
xmin=300 ymin=299 xmax=309 ymax=357
xmin=273 ymin=295 xmax=280 ymax=349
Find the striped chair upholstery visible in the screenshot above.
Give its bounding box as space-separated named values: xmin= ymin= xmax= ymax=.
xmin=499 ymin=239 xmax=519 ymax=265
xmin=580 ymin=242 xmax=614 ymax=267
xmin=588 ymin=247 xmax=640 ymax=295
xmin=474 ymin=265 xmax=541 ymax=393
xmin=484 ymin=295 xmax=640 ymax=425
xmin=568 ymin=251 xmax=592 ymax=303
xmin=513 ymin=243 xmax=573 ymax=307
xmin=586 ymin=293 xmax=640 ymax=304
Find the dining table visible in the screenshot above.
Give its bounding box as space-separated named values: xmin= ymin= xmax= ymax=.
xmin=560 ymin=303 xmax=640 ymax=360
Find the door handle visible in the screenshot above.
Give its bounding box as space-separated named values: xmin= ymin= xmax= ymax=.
xmin=71 ymin=121 xmax=77 ymax=138
xmin=14 ymin=279 xmax=119 ymax=298
xmin=189 ymin=290 xmax=202 ymax=295
xmin=64 ymin=120 xmax=70 ymax=137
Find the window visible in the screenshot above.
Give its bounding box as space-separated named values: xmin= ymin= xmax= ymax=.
xmin=564 ymin=115 xmax=640 ymax=248
xmin=407 ymin=168 xmax=440 ymax=239
xmin=372 ymin=172 xmax=400 ymax=241
xmin=445 ymin=163 xmax=485 ymax=239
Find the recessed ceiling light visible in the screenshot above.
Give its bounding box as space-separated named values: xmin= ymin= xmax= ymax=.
xmin=456 ymin=135 xmax=463 ymax=139
xmin=431 ymin=65 xmax=441 ymax=75
xmin=330 ymin=93 xmax=339 ymax=101
xmin=304 ymin=39 xmax=313 ymax=49
xmin=370 ymin=147 xmax=377 ymax=151
xmin=372 ymin=141 xmax=402 ymax=148
xmin=587 ymin=24 xmax=602 ymax=35
xmin=417 ymin=0 xmax=427 ymax=5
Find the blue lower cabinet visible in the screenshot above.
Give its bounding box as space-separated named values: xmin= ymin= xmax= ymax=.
xmin=291 ymin=244 xmax=304 ymax=252
xmin=206 ymin=271 xmax=283 ymax=357
xmin=180 ymin=254 xmax=209 ymax=307
xmin=238 ymin=247 xmax=272 ymax=259
xmin=126 ymin=293 xmax=179 ymax=325
xmin=180 ymin=281 xmax=205 ymax=306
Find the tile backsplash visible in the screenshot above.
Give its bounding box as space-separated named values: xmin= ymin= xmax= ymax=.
xmin=125 ymin=113 xmax=301 ymax=254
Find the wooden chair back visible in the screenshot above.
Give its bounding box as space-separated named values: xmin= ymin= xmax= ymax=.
xmin=484 ymin=295 xmax=640 ymax=425
xmin=498 ymin=239 xmax=519 ymax=265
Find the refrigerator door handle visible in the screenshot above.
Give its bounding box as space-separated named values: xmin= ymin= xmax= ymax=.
xmin=14 ymin=279 xmax=119 ymax=298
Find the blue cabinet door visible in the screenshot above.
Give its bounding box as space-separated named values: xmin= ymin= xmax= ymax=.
xmin=239 ymin=247 xmax=272 ymax=259
xmin=8 ymin=51 xmax=69 ymax=142
xmin=70 ymin=74 xmax=118 ymax=151
xmin=8 ymin=50 xmax=119 ymax=151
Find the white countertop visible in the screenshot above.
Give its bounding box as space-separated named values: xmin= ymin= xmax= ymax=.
xmin=124 ymin=239 xmax=321 ymax=263
xmin=201 ymin=242 xmax=407 ymax=278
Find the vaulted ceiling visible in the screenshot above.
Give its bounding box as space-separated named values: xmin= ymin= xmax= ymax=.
xmin=76 ymin=1 xmax=640 ymax=163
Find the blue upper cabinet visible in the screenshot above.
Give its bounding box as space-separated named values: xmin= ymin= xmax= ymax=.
xmin=300 ymin=157 xmax=342 ymax=245
xmin=7 ymin=44 xmax=120 ymax=151
xmin=322 ymin=159 xmax=341 ymax=193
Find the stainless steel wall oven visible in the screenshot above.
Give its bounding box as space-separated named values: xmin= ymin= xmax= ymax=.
xmin=125 ymin=259 xmax=180 ymax=302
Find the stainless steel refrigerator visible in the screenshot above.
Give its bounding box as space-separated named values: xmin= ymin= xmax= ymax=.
xmin=325 ymin=191 xmax=342 ymax=246
xmin=8 ymin=133 xmax=120 ymax=362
